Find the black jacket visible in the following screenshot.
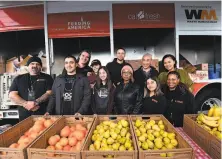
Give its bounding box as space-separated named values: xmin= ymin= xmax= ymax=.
xmin=91 ymin=84 xmax=115 ymax=115
xmin=114 ymin=82 xmax=143 ymax=114
xmin=142 ymin=95 xmax=167 ymax=114
xmin=164 ymin=85 xmax=195 ymax=127
xmin=47 ymin=74 xmax=91 ymax=115
xmin=106 ymin=58 xmax=130 ymax=86
xmin=134 ymin=66 xmax=159 ymax=91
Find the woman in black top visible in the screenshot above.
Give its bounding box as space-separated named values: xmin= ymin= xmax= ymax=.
xmin=114 ymin=65 xmax=143 ymax=114
xmin=76 ymin=50 xmax=93 ymax=76
xmin=142 ymin=77 xmax=166 ymax=114
xmin=91 ymin=66 xmax=115 ymax=114
xmin=164 ymin=71 xmax=195 ymax=127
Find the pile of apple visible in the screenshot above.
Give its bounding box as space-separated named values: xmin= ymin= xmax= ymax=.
xmin=89 ymin=119 xmax=134 ymax=152
xmin=8 ymin=117 xmax=56 ymax=149
xmin=133 ymin=119 xmax=178 ymax=157
xmin=45 ymin=123 xmax=90 ymax=156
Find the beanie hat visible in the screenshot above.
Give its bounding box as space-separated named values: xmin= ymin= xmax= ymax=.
xmin=90 ymin=59 xmax=101 ymax=67
xmin=26 ymin=56 xmax=42 ymax=66
xmin=121 ymin=65 xmax=133 ymax=75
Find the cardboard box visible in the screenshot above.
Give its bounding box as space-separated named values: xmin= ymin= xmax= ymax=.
xmin=195 ymin=63 xmax=208 ymax=71
xmin=6 ymin=57 xmax=17 ymax=73
xmin=189 ymin=70 xmax=209 ymax=81
xmin=151 ymin=59 xmax=159 ymax=71
xmin=0 ymin=56 xmax=5 ymax=74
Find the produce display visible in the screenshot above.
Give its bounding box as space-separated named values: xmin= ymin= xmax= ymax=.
xmin=8 ymin=117 xmax=56 ymax=149
xmin=45 ymin=123 xmax=90 ymax=157
xmin=133 ymin=119 xmax=178 ymax=157
xmin=196 ymin=105 xmax=222 ymax=139
xmin=88 ymin=119 xmax=134 ymax=152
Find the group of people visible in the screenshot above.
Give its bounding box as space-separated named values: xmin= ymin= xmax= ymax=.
xmin=9 ymin=48 xmax=195 ymax=127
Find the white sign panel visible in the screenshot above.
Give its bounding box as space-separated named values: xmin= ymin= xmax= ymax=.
xmin=175 ymin=2 xmax=221 ymax=31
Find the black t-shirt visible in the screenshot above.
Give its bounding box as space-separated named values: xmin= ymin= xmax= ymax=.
xmin=9 ymin=73 xmax=53 ymax=120
xmin=62 ymin=74 xmax=76 ymax=115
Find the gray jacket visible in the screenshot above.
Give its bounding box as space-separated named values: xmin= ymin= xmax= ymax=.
xmin=47 ymin=74 xmax=91 ymax=115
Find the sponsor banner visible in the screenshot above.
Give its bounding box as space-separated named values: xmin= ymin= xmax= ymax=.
xmin=175 ymin=2 xmax=221 ymax=31
xmin=0 ymin=5 xmax=44 ymax=32
xmin=48 ymin=11 xmax=110 ymax=38
xmin=113 ymin=3 xmax=175 ymax=29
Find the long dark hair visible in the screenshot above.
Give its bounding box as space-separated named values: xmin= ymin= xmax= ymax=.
xmin=95 ymin=66 xmax=113 ymax=92
xmin=162 ymin=54 xmax=177 ymax=72
xmin=62 ymin=55 xmax=77 ymax=76
xmin=77 ymin=50 xmax=91 ymax=66
xmin=144 ymin=77 xmax=163 ymax=97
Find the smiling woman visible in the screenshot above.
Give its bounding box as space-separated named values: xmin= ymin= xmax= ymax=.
xmin=158 ymin=54 xmax=193 ymax=92
xmin=113 ymin=64 xmax=143 ymax=114
xmin=164 ymin=71 xmax=195 ymax=127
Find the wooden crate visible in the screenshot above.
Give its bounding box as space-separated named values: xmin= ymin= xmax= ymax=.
xmin=28 ymin=115 xmax=95 ymax=159
xmin=82 ymin=115 xmax=138 ymax=159
xmin=130 ymin=115 xmax=194 ymax=159
xmin=183 ymin=115 xmax=196 ymax=140
xmin=0 ymin=115 xmax=61 ymax=159
xmin=183 ymin=114 xmax=221 ymax=159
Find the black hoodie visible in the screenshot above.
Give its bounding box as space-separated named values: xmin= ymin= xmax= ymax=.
xmin=106 ymin=58 xmax=130 ymax=86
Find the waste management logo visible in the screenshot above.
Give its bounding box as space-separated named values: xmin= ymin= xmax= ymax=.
xmin=128 ymin=10 xmax=160 ymax=21
xmin=68 ymin=17 xmax=91 ymax=30
xmin=182 ymin=5 xmax=218 ymax=23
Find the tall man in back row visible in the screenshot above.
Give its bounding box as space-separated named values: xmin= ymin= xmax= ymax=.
xmin=9 ymin=56 xmax=53 ymax=121
xmin=106 ymin=47 xmax=130 ymax=86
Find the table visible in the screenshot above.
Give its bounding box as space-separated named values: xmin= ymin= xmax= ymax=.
xmin=175 ymin=128 xmax=212 ymax=159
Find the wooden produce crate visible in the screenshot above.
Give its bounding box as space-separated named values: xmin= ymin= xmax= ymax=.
xmin=183 ymin=115 xmax=196 ymax=140
xmin=0 ymin=115 xmax=61 ymax=159
xmin=82 ymin=115 xmax=138 ymax=159
xmin=183 ymin=114 xmax=221 ymax=159
xmin=130 ymin=115 xmax=194 ymax=159
xmin=28 ymin=115 xmax=95 ymax=159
